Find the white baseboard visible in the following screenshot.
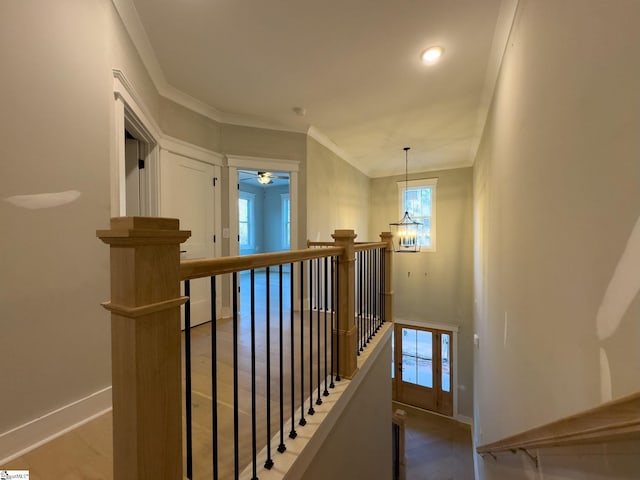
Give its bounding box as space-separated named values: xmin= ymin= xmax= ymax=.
xmin=0 ymin=386 xmax=112 ymax=465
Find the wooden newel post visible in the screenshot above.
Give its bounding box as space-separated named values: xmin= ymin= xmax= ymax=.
xmin=380 ymin=232 xmax=394 ymax=324
xmin=97 ymin=217 xmax=191 ymax=480
xmin=332 ymin=229 xmax=358 ymax=379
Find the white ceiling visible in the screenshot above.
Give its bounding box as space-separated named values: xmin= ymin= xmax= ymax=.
xmin=116 ymin=0 xmax=512 ymax=177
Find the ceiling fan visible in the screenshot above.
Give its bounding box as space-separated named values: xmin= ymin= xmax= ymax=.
xmin=238 ymin=170 xmax=289 ymax=185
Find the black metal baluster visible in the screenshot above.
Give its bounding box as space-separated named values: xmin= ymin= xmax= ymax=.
xmin=368 ymin=249 xmax=372 ymax=343
xmin=329 ymin=256 xmax=335 ymax=389
xmin=380 ymin=248 xmax=387 ymax=323
xmin=265 ymin=267 xmax=274 ymax=470
xmin=376 ymin=249 xmax=380 ymax=330
xmin=335 ymin=257 xmax=341 ymax=382
xmin=210 ymin=276 xmax=219 ymax=480
xmin=374 ymin=249 xmax=378 ymax=332
xmin=299 ymin=261 xmax=306 ymax=426
xmin=358 ymin=251 xmax=363 ymax=354
xmin=232 ymin=273 xmax=240 ymax=480
xmin=315 ymin=258 xmax=322 ymax=406
xmin=308 ymin=260 xmax=315 ymax=415
xmin=364 ymin=249 xmax=368 ymax=346
xmin=360 ymin=251 xmax=367 ymax=351
xmin=369 ymin=249 xmax=374 ymax=340
xmin=290 ymin=262 xmax=298 ymax=436
xmin=364 ymin=250 xmax=368 ymax=346
xmin=184 ymin=280 xmax=193 ymax=480
xmin=278 ymin=265 xmax=287 ymax=452
xmin=250 ymin=270 xmax=258 ymax=480
xmin=323 ymin=256 xmax=329 ymax=397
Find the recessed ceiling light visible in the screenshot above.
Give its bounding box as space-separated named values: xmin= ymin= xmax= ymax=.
xmin=421 ymin=46 xmax=444 ymax=64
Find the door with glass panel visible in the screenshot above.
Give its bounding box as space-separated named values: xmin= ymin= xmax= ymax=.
xmin=393 ymin=324 xmax=452 ymax=416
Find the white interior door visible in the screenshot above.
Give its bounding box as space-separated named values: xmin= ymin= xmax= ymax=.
xmin=160 ymin=150 xmax=217 ymax=328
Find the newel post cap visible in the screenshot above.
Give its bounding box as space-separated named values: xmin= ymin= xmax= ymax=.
xmin=97 ymin=216 xmax=191 ymax=245
xmin=331 ymin=229 xmax=357 ymax=241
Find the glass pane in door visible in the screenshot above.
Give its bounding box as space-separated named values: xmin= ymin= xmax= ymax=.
xmin=391 ymin=329 xmax=395 ymax=378
xmin=441 ymin=333 xmax=450 ymax=392
xmin=401 ymin=328 xmax=417 ymax=384
xmin=416 ymin=330 xmax=433 ymax=388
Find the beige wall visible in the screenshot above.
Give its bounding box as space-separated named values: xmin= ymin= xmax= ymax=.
xmin=0 ymin=0 xmax=316 ymax=444
xmin=299 ymin=338 xmax=392 ymax=480
xmin=0 ymin=0 xmax=129 ymax=433
xmin=473 ymin=0 xmax=640 ymax=478
xmin=370 ymin=167 xmax=474 ymax=417
xmin=306 ymin=137 xmax=370 ymax=241
xmin=160 ymin=98 xmax=222 ymax=152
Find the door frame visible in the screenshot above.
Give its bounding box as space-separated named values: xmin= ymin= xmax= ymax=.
xmin=393 ymin=319 xmax=459 ymax=417
xmin=112 ymin=69 xmax=160 ymax=217
xmin=227 ymin=155 xmax=300 ymax=312
xmin=226 ymin=155 xmax=300 ymax=255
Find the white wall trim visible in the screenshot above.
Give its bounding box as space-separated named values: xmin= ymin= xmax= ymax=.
xmin=113 ymin=69 xmax=161 ymax=217
xmin=159 ymin=134 xmax=224 ymax=166
xmin=110 ymin=0 xmax=225 ymax=123
xmin=225 ymin=154 xmax=300 ymax=172
xmin=227 ymin=156 xmax=302 ymax=310
xmin=469 ymin=0 xmax=520 ymax=165
xmin=111 ymin=0 xmax=308 ymax=135
xmin=113 ymin=69 xmax=161 ymax=139
xmin=307 ymin=126 xmax=366 ymax=175
xmin=111 ymin=0 xmax=167 ymax=96
xmin=394 ymin=317 xmax=459 ymax=333
xmin=0 ymin=387 xmax=112 ymax=465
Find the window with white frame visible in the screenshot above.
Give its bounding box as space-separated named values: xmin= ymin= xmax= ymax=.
xmin=238 ymin=191 xmax=255 ymax=248
xmin=397 ymin=178 xmax=438 ymax=251
xmin=281 ymin=193 xmax=290 ymax=249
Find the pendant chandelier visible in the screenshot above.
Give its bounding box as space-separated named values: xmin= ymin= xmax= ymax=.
xmin=389 ymin=147 xmax=422 ymax=253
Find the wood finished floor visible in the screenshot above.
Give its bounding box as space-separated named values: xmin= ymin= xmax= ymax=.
xmin=2 ymin=272 xmax=474 ymax=479
xmin=1 ymin=402 xmax=475 ymax=479
xmin=395 ymin=402 xmax=475 ymax=480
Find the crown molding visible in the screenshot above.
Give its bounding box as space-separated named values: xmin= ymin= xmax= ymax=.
xmin=111 ymin=0 xmax=227 ymax=123
xmin=221 ymin=112 xmax=308 ymax=134
xmin=369 ymin=158 xmax=473 ymax=179
xmin=111 ymin=0 xmax=312 ymax=134
xmin=306 ymin=126 xmax=366 ymax=175
xmin=468 ymin=0 xmax=520 ymax=165
xmin=111 ymin=0 xmax=167 ymax=94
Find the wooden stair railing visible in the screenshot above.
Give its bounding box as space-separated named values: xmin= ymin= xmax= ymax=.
xmin=477 ymin=391 xmax=640 ymax=465
xmin=98 ymin=217 xmax=395 ymax=480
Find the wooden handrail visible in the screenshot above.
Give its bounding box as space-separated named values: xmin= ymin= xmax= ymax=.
xmin=308 ymin=241 xmax=388 ymax=250
xmin=307 ymin=240 xmax=336 ymax=247
xmin=99 ymin=219 xmax=394 ymax=478
xmin=354 ymin=241 xmax=386 ymax=252
xmin=181 ymin=246 xmax=343 ymax=280
xmin=477 ymin=391 xmax=640 ymax=455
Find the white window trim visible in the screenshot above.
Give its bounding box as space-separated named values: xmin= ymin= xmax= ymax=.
xmin=397 ymin=178 xmax=438 ymax=252
xmin=281 ymin=193 xmax=290 ymax=249
xmin=239 ymin=191 xmax=255 ymax=250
